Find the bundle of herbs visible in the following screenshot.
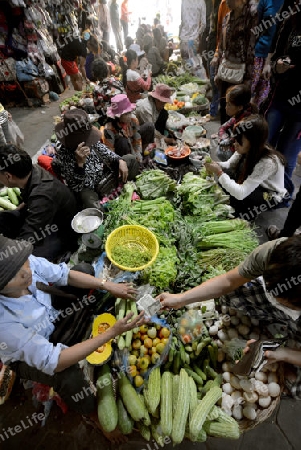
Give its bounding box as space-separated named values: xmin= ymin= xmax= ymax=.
xmin=172 ymin=213 xmax=203 ymax=292
xmin=176 ymin=172 xmax=230 ymax=216
xmin=197 ymin=228 xmax=258 ymax=253
xmin=135 ymin=170 xmax=177 ymax=200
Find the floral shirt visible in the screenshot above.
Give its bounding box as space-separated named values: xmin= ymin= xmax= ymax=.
xmin=54 ymin=141 xmax=120 ymax=192
xmin=103 ymin=115 xmax=143 ymax=162
xmin=93 ymin=77 xmax=124 ymax=124
xmin=217 ymin=5 xmax=257 ymax=82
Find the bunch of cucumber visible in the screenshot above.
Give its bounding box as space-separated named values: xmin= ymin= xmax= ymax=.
xmin=0 ymin=187 xmax=21 ymax=210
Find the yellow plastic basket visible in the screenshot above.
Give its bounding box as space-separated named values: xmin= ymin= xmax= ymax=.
xmin=105 ymin=225 xmax=159 ymax=272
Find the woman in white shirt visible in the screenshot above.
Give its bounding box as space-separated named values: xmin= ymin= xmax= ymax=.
xmin=205 ymin=114 xmax=288 ymax=221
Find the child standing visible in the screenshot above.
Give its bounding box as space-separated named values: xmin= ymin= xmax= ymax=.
xmin=214 ymin=85 xmax=258 ymax=161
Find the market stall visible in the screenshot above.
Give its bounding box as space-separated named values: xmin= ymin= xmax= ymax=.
xmin=71 ymin=165 xmax=283 ymax=445
xmin=0 ymin=0 xmax=96 ymax=106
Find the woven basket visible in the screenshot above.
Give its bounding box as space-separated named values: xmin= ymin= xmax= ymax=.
xmin=105 ymin=225 xmax=159 ymax=272
xmin=238 ymin=364 xmax=284 ymax=433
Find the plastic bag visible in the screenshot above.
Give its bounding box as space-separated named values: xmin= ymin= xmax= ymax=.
xmin=113 ymin=315 xmax=172 ymax=391
xmin=93 ymin=251 xmax=139 ymax=285
xmin=7 ymin=119 xmax=24 ymax=147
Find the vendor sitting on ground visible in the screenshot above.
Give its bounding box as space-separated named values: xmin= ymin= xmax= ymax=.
xmin=0 ymin=144 xmax=78 ymax=262
xmin=103 ymin=94 xmax=154 ymax=163
xmin=204 ymin=115 xmax=288 ymax=221
xmin=212 ymin=84 xmax=258 ymax=162
xmin=92 ymin=57 xmax=124 ymax=125
xmin=135 ymin=83 xmax=177 ymax=146
xmin=158 ymin=235 xmax=301 ymax=398
xmin=120 ymin=49 xmax=152 ymax=103
xmin=0 ymin=235 xmax=145 ymax=443
xmin=53 ymin=109 xmax=140 ymax=209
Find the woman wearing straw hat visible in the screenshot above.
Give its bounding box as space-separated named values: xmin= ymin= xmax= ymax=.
xmin=135 ymin=83 xmax=177 ymax=146
xmin=53 ymin=109 xmax=139 ymax=208
xmin=103 ymin=93 xmax=154 ymax=162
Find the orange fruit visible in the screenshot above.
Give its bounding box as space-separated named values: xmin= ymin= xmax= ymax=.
xmin=129 ymin=365 xmax=137 ymax=377
xmin=159 ymin=327 xmax=170 ymax=339
xmin=144 ymin=338 xmax=153 ymax=349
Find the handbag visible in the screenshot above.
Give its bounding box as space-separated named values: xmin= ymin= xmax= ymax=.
xmin=217 ymin=58 xmax=246 ymax=84
xmin=216 ymin=13 xmax=246 ymax=84
xmin=0 ymin=57 xmax=16 ymax=81
xmin=24 ymin=77 xmax=49 ymax=98
xmin=7 ymin=120 xmax=24 ymax=146
xmin=16 ymin=58 xmax=38 ymax=81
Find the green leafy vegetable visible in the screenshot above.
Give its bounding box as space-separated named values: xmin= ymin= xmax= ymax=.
xmin=135 ymin=170 xmax=176 ymax=200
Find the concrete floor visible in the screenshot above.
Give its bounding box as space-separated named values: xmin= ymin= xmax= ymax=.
xmin=1 ymin=94 xmax=301 ymax=450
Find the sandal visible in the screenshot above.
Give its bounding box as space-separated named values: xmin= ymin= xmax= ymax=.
xmin=266 ymin=225 xmax=280 ymax=240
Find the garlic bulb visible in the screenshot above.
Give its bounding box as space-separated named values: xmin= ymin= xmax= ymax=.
xmin=230 ymin=316 xmax=240 ymax=326
xmin=229 ymin=307 xmax=237 ymax=316
xmin=240 ymin=379 xmax=254 ymax=393
xmin=223 ymin=382 xmax=234 ymax=394
xmin=221 ymin=305 xmax=229 ymax=314
xmin=268 ymin=382 xmax=281 ymax=397
xmin=237 ymin=324 xmax=250 ymax=336
xmin=258 ymin=396 xmax=272 ymax=408
xmin=222 ymin=362 xmax=234 ymax=372
xmin=209 ymin=324 xmax=219 ymax=335
xmin=243 ymin=391 xmax=258 ymax=404
xmin=253 ymin=380 xmax=269 ymax=397
xmin=227 ymin=328 xmax=239 ymax=340
xmin=232 ymin=405 xmax=243 ymax=420
xmin=243 ymin=406 xmax=257 ymax=420
xmin=217 ymin=329 xmax=228 ymax=341
xmin=222 ymin=315 xmax=231 ymax=327
xmin=267 ymin=372 xmax=278 ymax=384
xmin=221 ymin=393 xmax=234 ymax=415
xmin=229 ymin=374 xmax=241 ymax=390
xmin=222 ymin=372 xmax=231 ymax=383
xmin=254 ymin=372 xmax=268 ymax=383
xmin=240 ymin=315 xmax=251 ymax=327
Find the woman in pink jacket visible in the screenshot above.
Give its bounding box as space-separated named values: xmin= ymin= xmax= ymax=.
xmin=120 ymin=49 xmax=152 ymax=102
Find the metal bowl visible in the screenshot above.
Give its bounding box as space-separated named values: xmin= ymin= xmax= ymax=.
xmin=71 ymin=208 xmax=104 ymax=234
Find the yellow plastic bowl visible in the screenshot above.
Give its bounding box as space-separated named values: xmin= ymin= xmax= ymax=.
xmin=105 ymin=225 xmax=159 ymax=272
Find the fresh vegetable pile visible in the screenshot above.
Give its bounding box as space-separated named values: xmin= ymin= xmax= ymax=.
xmin=0 ymin=187 xmax=21 ymax=210
xmin=154 ymin=74 xmax=208 ymax=90
xmin=90 ymin=166 xmax=284 ymax=444
xmin=103 ymin=170 xmax=258 ymax=292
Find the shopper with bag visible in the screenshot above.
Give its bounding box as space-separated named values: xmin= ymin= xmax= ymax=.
xmin=213 ymin=0 xmax=257 ymax=124
xmin=265 ymin=4 xmax=301 ymax=183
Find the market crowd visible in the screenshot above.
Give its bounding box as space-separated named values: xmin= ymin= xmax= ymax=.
xmin=1 ymin=0 xmax=301 ymax=443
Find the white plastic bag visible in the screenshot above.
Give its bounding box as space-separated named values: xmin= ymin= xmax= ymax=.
xmin=7 ymin=120 xmax=24 ymax=147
